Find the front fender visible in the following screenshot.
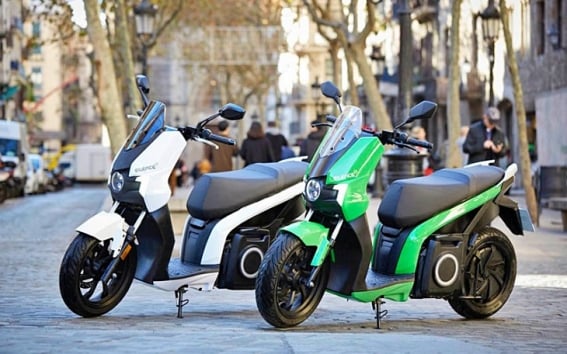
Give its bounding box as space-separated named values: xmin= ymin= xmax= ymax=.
xmin=76 ymin=211 xmax=128 ymax=255
xmin=281 ymin=221 xmax=330 ymax=266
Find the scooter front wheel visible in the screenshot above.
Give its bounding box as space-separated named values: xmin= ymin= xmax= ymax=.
xmin=255 ymin=232 xmax=329 ymax=328
xmin=59 ymin=233 xmax=136 ymax=317
xmin=449 ymin=227 xmax=516 ymax=319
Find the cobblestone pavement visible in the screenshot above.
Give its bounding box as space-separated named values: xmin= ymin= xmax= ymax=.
xmin=0 ymin=185 xmax=565 ymax=353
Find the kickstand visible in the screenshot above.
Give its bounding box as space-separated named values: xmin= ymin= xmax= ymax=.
xmin=372 ymin=298 xmax=388 ymax=329
xmin=175 ymin=285 xmax=189 ymax=318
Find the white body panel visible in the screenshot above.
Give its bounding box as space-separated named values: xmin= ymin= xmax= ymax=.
xmin=129 ymin=130 xmax=186 ymax=212
xmin=76 ymin=211 xmax=128 ymax=255
xmin=199 ymin=181 xmax=305 ymax=265
xmin=151 ymin=272 xmax=219 ymax=292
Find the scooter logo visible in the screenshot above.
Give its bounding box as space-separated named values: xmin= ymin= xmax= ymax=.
xmin=335 ymin=170 xmax=358 ymax=180
xmin=134 ymin=163 xmax=158 ymax=173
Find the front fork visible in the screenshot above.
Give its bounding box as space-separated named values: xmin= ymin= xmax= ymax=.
xmin=100 ymin=206 xmax=146 ymax=284
xmin=305 ymin=216 xmax=343 ymax=287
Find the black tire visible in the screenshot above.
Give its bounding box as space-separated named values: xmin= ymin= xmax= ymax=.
xmin=59 ymin=233 xmax=136 ymax=317
xmin=255 ymin=232 xmax=329 ymax=328
xmin=449 ymin=227 xmax=516 ymax=319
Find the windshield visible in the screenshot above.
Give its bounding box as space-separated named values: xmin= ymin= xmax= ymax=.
xmin=125 ymin=101 xmax=166 ymax=150
xmin=317 ymin=105 xmax=363 ymax=158
xmin=0 ymin=138 xmax=19 ymax=158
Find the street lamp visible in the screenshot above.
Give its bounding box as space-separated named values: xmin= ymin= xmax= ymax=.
xmin=370 ymin=45 xmax=386 ymax=80
xmin=369 ymin=45 xmax=386 ymax=198
xmin=134 ymin=0 xmax=158 ymax=76
xmin=479 ymin=0 xmax=500 ymax=107
xmin=311 ymin=76 xmax=323 ymax=120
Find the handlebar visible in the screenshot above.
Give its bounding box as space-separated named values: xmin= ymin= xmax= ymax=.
xmin=179 ymin=126 xmax=236 ymax=146
xmin=378 ymin=130 xmax=433 ymax=151
xmin=317 ymin=114 xmax=433 ymax=151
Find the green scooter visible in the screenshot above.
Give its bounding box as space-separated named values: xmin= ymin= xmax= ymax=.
xmin=255 ymin=81 xmax=534 ymax=328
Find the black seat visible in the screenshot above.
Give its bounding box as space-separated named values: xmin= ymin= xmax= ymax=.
xmin=378 ymin=165 xmax=505 ymax=228
xmin=187 ymin=161 xmax=307 ymax=220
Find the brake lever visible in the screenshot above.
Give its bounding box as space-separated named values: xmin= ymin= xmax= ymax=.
xmin=195 ymin=137 xmax=219 ymax=150
xmin=395 ymin=142 xmax=418 ymax=153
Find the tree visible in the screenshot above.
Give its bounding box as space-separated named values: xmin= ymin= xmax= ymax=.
xmin=303 ymin=0 xmax=392 ymax=131
xmin=84 ymin=0 xmax=128 ymax=155
xmin=113 ymin=0 xmax=142 ymax=123
xmin=498 ymin=0 xmax=538 ymax=224
xmin=446 ymin=0 xmax=464 ymax=168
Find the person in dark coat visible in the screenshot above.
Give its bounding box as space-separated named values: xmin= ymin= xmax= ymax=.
xmin=265 ymin=121 xmax=289 ymax=161
xmin=300 ymin=120 xmax=328 ymax=162
xmin=239 ymin=121 xmax=275 ymax=166
xmin=204 ymin=120 xmax=239 ymax=172
xmin=462 ymin=107 xmax=508 ymax=165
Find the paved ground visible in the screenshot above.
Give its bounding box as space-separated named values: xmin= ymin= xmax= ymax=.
xmin=0 ymin=184 xmax=566 ymax=353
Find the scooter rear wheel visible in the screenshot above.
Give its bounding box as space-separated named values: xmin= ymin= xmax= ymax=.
xmin=448 ymin=227 xmax=516 ymax=319
xmin=255 ymin=232 xmax=329 ymax=328
xmin=59 ymin=233 xmax=136 ymax=317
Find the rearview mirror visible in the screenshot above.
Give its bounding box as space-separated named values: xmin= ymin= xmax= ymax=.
xmin=321 ymin=81 xmax=342 ymax=105
xmin=136 ymin=75 xmax=150 ymax=94
xmin=219 ymin=103 xmax=246 ymax=120
xmin=396 ymin=101 xmax=438 ymax=128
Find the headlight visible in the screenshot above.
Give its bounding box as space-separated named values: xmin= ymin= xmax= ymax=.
xmin=305 ymin=179 xmax=322 ymax=202
xmin=110 ymin=171 xmax=125 ymax=193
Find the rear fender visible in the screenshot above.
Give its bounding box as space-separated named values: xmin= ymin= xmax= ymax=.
xmin=495 ymin=194 xmax=534 ymax=235
xmin=495 ymin=163 xmax=534 ymax=235
xmin=280 ymin=221 xmax=330 ymax=266
xmin=76 ymin=211 xmax=128 ymax=256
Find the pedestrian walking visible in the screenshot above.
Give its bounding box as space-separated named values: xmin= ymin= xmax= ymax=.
xmin=204 ymin=120 xmax=239 ymax=172
xmin=239 ymin=121 xmax=275 ymax=166
xmin=462 ymin=107 xmax=508 ymax=165
xmin=265 ymin=121 xmax=289 ymax=161
xmin=300 ymin=120 xmax=327 ymax=162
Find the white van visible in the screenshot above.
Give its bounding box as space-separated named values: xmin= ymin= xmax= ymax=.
xmin=0 ymin=120 xmax=29 ymax=196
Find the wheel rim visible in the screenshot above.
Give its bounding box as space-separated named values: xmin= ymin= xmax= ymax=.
xmin=79 ymin=240 xmax=128 ymax=306
xmin=276 ymin=246 xmax=319 ymax=317
xmin=465 ymin=241 xmax=511 ymax=304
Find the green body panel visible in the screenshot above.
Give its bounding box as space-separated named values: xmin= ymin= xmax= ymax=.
xmin=280 ymin=221 xmax=330 ymax=267
xmin=394 ymin=183 xmax=502 ymax=274
xmin=328 ymin=281 xmax=414 ymax=303
xmin=326 ymin=138 xmax=383 ymax=221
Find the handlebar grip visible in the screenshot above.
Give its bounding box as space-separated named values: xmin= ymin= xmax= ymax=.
xmin=202 ymin=129 xmax=236 ymax=145
xmin=406 ymin=137 xmax=433 ymax=150
xmin=325 ymin=114 xmax=336 ymax=123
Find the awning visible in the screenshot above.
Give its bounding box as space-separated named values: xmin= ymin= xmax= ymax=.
xmin=0 ymin=85 xmax=20 ymax=102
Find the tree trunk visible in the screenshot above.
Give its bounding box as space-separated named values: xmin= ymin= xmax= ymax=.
xmin=499 ymin=0 xmax=538 ymax=224
xmin=350 ymin=43 xmax=392 ymax=131
xmin=84 ymin=0 xmax=127 ymax=155
xmin=344 ymin=48 xmax=359 ymax=107
xmin=303 ymin=0 xmax=392 ymax=131
xmin=446 ymin=0 xmax=463 ymax=168
xmin=114 ymin=0 xmax=142 ymax=128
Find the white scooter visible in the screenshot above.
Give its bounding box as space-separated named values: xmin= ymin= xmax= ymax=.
xmin=59 ymin=75 xmax=307 ymax=318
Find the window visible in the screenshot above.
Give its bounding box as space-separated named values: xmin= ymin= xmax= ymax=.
xmin=31 ymin=67 xmax=42 ymax=99
xmin=536 ymin=0 xmax=545 ymax=55
xmin=32 ymin=21 xmax=41 ymax=38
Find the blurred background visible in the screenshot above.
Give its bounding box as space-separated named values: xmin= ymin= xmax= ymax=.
xmin=0 ymin=0 xmax=565 ymax=190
